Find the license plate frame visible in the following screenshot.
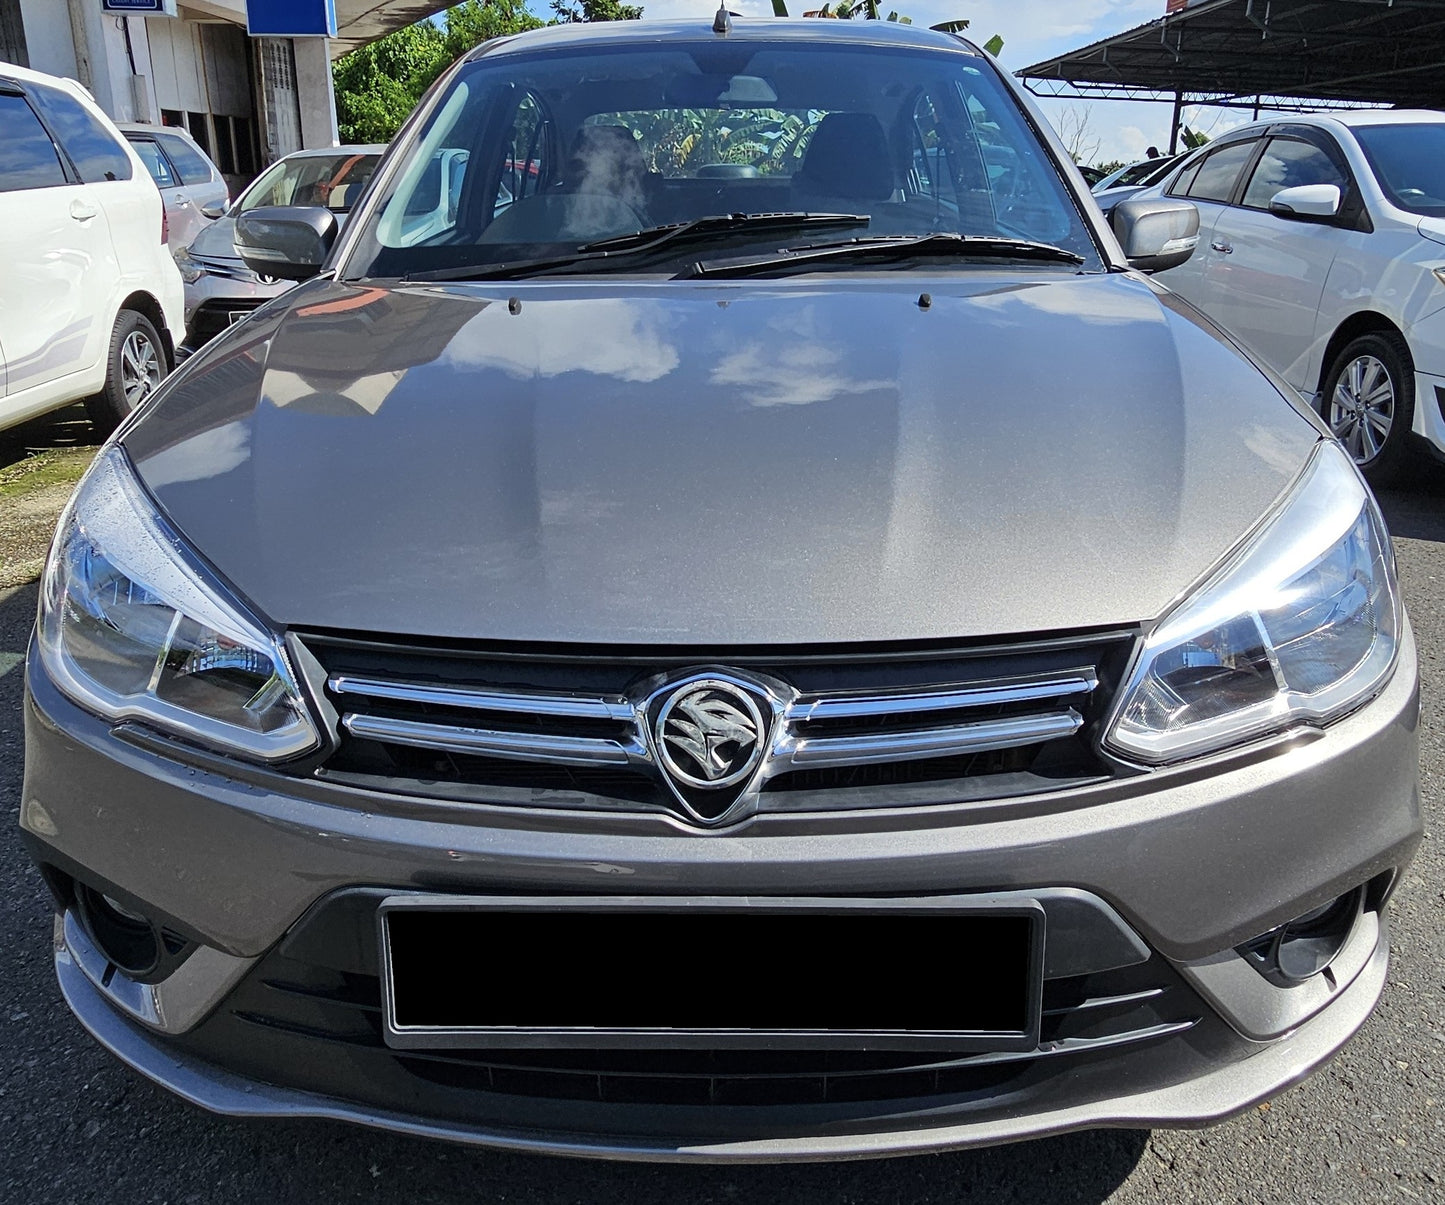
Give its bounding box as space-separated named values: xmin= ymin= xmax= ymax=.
xmin=378 ymin=894 xmax=1045 ymax=1052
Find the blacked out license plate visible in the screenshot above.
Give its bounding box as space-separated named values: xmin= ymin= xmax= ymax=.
xmin=379 ymin=895 xmax=1044 ymax=1051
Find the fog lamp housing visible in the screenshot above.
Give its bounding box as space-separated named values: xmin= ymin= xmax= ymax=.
xmin=1238 ymin=887 xmax=1365 ymax=984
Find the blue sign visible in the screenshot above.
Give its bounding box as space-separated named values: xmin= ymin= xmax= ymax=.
xmin=102 ymin=0 xmax=177 ymax=13
xmin=246 ymin=0 xmax=338 ymax=38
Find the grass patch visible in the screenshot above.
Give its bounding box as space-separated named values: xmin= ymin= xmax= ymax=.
xmin=0 ymin=447 xmax=97 ymax=502
xmin=0 ymin=447 xmax=99 ymax=588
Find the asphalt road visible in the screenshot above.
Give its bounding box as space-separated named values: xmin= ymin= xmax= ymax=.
xmin=0 ymin=451 xmax=1441 ymax=1203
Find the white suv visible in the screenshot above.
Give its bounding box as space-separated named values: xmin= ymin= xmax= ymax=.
xmin=1140 ymin=111 xmax=1445 ymax=484
xmin=0 ymin=63 xmax=185 ymax=436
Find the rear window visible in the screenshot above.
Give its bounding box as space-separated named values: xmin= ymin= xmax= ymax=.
xmin=1353 ymin=122 xmax=1445 ymax=217
xmin=0 ymin=92 xmax=67 ymax=192
xmin=27 ymin=82 xmax=133 ymax=183
xmin=156 ymin=131 xmax=215 ymax=186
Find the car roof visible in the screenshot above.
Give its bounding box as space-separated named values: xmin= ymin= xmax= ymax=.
xmin=469 ymin=17 xmax=982 ymax=61
xmin=277 ymin=144 xmax=388 ymax=159
xmin=0 ymin=60 xmax=93 ymax=100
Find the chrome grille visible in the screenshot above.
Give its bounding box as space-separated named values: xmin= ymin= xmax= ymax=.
xmin=301 ymin=632 xmax=1132 ymax=822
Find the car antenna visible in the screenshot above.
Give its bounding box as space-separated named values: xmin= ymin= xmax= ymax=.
xmin=713 ymin=4 xmax=732 ymax=33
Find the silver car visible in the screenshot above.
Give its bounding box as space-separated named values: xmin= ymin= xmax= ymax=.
xmin=22 ymin=18 xmax=1420 ymax=1161
xmin=119 ymin=123 xmax=229 ymax=255
xmin=174 ymin=144 xmax=383 ymax=352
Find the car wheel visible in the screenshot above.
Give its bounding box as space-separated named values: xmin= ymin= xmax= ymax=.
xmin=84 ymin=310 xmax=168 ymax=437
xmin=1320 ymin=331 xmax=1415 ymax=486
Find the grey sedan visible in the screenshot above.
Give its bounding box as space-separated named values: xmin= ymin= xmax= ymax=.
xmin=21 ymin=16 xmax=1418 ymax=1162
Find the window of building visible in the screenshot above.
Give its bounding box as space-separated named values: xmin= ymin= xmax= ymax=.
xmin=0 ymin=92 xmax=67 ymax=192
xmin=212 ymin=116 xmax=236 ymax=176
xmin=187 ymin=111 xmax=211 ymax=154
xmin=26 ymin=82 xmax=133 ymax=184
xmin=0 ymin=0 xmax=27 ymax=68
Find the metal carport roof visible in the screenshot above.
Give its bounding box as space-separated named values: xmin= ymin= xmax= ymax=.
xmin=1018 ymin=0 xmax=1445 ymax=110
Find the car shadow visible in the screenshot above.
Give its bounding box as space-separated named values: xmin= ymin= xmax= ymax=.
xmin=0 ymin=584 xmax=1150 ymax=1203
xmin=0 ymin=403 xmax=99 ymax=473
xmin=1376 ymin=466 xmax=1445 ymax=544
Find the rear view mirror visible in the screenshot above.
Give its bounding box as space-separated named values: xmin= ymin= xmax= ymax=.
xmin=1269 ymin=184 xmax=1342 ymax=221
xmin=1111 ymin=197 xmax=1200 ymax=273
xmin=235 ymin=205 xmax=338 ymax=282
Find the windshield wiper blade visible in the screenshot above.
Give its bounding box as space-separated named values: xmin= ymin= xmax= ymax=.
xmin=399 ymin=212 xmax=871 ymax=283
xmin=680 ymin=233 xmax=1086 ymax=279
xmin=577 ymin=211 xmax=869 ymax=254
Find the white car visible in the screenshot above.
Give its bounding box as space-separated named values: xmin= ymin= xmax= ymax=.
xmin=118 ymin=123 xmax=229 ymax=255
xmin=1135 ymin=111 xmax=1445 ymax=483
xmin=0 ymin=64 xmax=185 ymax=436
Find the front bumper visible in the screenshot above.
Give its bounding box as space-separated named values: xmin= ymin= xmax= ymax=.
xmin=20 ymin=624 xmax=1422 ymax=1159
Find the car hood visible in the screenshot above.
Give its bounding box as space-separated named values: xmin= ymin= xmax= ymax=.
xmin=124 ymin=273 xmax=1319 ymax=645
xmin=187 ymin=214 xmax=241 ymax=262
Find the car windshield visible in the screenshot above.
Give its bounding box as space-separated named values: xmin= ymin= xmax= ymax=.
xmin=344 ymin=39 xmax=1100 ymax=279
xmin=1352 ymin=123 xmax=1445 ymax=217
xmin=239 ymin=151 xmax=380 ymax=216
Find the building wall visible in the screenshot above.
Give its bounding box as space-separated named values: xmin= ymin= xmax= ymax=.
xmin=9 ymin=1 xmax=337 ymax=183
xmin=15 ymin=0 xmax=76 ymax=80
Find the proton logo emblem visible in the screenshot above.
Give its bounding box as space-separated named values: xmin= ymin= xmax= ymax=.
xmin=655 ymin=678 xmax=766 ymax=791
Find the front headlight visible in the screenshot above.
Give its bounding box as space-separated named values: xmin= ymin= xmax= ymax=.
xmin=37 ymin=446 xmax=319 ymax=761
xmin=1106 ymin=441 xmax=1400 ymax=763
xmin=174 ymin=248 xmax=204 ymax=284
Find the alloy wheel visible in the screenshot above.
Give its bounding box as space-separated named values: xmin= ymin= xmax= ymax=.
xmin=1328 ymin=353 xmax=1394 ymax=466
xmin=120 ymin=331 xmax=162 ymax=410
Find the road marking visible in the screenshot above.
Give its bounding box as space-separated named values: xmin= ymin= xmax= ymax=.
xmin=0 ymin=652 xmax=23 ymax=680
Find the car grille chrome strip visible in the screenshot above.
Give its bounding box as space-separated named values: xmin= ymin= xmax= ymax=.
xmin=329 ymin=675 xmax=635 ymax=722
xmin=785 ymin=710 xmax=1084 ymax=769
xmin=791 ymin=669 xmax=1098 ymax=721
xmin=312 ymin=642 xmax=1115 ymax=819
xmin=341 ymin=714 xmax=642 ymax=766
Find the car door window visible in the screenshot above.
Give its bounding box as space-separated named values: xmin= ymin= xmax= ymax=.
xmin=1174 ymin=140 xmax=1257 ymax=204
xmin=1241 ymin=138 xmax=1347 ymax=209
xmin=128 ymin=138 xmax=178 ymax=189
xmin=26 ymin=82 xmax=133 ymax=183
xmin=493 ymin=92 xmax=549 ymax=217
xmin=0 ymin=93 xmax=67 ymax=192
xmin=155 ymin=132 xmax=214 ymax=186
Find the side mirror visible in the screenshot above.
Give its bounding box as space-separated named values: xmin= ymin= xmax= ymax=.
xmin=200 ymin=200 xmax=229 ymax=221
xmin=1111 ymin=197 xmax=1200 ymax=273
xmin=1269 ymin=184 xmax=1342 ymax=221
xmin=234 ymin=205 xmax=338 ymax=282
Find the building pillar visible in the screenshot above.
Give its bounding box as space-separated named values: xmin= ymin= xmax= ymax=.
xmin=290 ymin=35 xmax=338 ymax=149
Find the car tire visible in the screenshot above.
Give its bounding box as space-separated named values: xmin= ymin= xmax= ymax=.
xmin=84 ymin=310 xmax=169 ymax=437
xmin=1319 ymin=330 xmax=1415 ymax=486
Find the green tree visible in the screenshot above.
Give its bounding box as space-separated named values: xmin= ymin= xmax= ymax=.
xmin=551 ymin=0 xmax=642 ymax=21
xmin=332 ymin=0 xmax=544 ymax=144
xmin=1180 ymin=125 xmax=1211 ymax=150
xmin=333 ymin=21 xmax=446 ymax=144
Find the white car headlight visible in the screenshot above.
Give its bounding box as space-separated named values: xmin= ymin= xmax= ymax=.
xmin=1106 ymin=441 xmax=1400 ymax=764
xmin=37 ymin=446 xmax=319 ymax=761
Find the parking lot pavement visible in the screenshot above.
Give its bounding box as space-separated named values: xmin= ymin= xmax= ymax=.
xmin=0 ymin=483 xmax=1439 ymax=1205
